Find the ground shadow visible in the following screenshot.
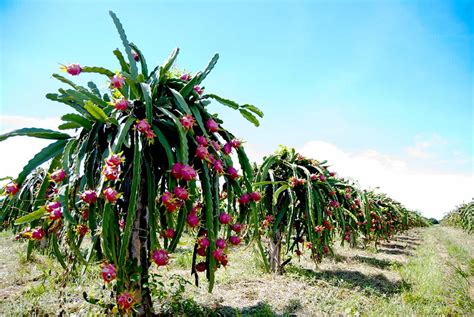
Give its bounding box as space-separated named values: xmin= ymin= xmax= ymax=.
xmin=328 ymin=253 xmax=349 ymax=263
xmin=382 ymin=243 xmax=419 ymax=251
xmin=164 ymin=301 xmax=285 ymax=317
xmin=377 ymin=248 xmax=412 ymax=256
xmin=379 ymin=243 xmax=407 ymax=250
xmin=395 ymin=236 xmax=421 ymax=243
xmin=351 ymin=255 xmax=400 ymax=270
xmin=287 ymin=266 xmax=407 ymax=296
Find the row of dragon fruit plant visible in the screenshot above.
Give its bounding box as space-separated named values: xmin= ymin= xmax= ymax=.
xmin=0 ymin=11 xmax=427 ymax=315
xmin=253 ymin=146 xmax=429 ymax=273
xmin=441 ymin=200 xmax=474 ymax=234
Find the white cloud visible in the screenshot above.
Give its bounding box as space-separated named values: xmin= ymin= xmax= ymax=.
xmin=299 ymin=140 xmax=474 ymax=220
xmin=404 ymin=133 xmax=448 ymax=159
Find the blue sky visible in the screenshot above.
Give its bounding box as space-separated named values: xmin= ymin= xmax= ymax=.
xmin=0 ymin=0 xmax=473 ymax=217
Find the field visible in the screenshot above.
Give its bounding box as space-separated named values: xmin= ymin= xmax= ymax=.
xmin=1 ymin=226 xmax=472 ymax=316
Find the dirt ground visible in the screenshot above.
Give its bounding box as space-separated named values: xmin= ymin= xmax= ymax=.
xmin=0 ymin=226 xmax=472 ymax=316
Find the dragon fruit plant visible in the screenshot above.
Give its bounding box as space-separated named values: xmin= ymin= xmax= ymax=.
xmin=253 ymin=146 xmax=426 ymax=273
xmin=327 ymin=180 xmax=369 ymax=248
xmin=441 ymin=200 xmax=473 ymax=234
xmin=0 ymin=11 xmax=262 ymax=314
xmin=354 ymin=190 xmax=430 ymax=248
xmin=252 ymin=146 xmax=349 ymax=273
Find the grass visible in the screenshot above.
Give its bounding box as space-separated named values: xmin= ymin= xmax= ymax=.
xmin=368 ymin=226 xmax=474 ymax=316
xmin=0 ymin=226 xmax=472 ymax=316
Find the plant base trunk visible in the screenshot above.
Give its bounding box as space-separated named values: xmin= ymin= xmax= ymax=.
xmin=268 ymin=230 xmax=283 ymax=274
xmin=130 ymin=179 xmax=154 ymax=316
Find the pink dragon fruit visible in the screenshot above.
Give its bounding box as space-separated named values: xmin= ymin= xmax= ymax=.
xmin=197 ymin=237 xmax=210 ymax=249
xmin=226 ymin=167 xmax=240 ymax=180
xmin=64 ymin=63 xmax=81 ymax=76
xmin=162 ymin=228 xmax=175 ymax=239
xmin=219 ymin=212 xmax=232 ymax=225
xmin=161 ymin=191 xmax=179 ymax=212
xmin=222 ymin=142 xmax=233 ymax=155
xmin=45 ymin=201 xmax=61 ymax=212
xmin=103 ymin=187 xmax=120 ymax=203
xmin=161 ymin=191 xmax=174 ymax=205
xmin=220 ymin=256 xmax=228 ymax=267
xmin=117 ymin=291 xmax=135 ymax=311
xmin=111 ymin=73 xmax=125 ymax=89
xmin=193 ymin=85 xmax=203 ymax=95
xmin=180 ymin=164 xmax=197 ymax=181
xmin=196 ymin=145 xmax=209 ymax=160
xmin=319 ymin=174 xmax=326 ymax=182
xmin=250 ymin=191 xmax=261 ymax=202
xmin=197 ymin=247 xmax=206 ymax=256
xmin=211 ymin=140 xmax=221 ymax=151
xmin=80 ymin=190 xmax=97 ymax=204
xmin=180 ymin=73 xmax=191 ymax=81
xmin=229 ymin=235 xmax=241 ymax=246
xmin=180 ymin=114 xmax=196 ymax=131
xmin=195 ymin=135 xmax=208 ymax=147
xmin=165 ymin=201 xmax=179 ymax=213
xmin=152 ymin=249 xmax=170 ymax=266
xmin=207 ymin=154 xmax=216 ymax=164
xmin=330 ymin=200 xmax=339 ymax=208
xmin=230 ymin=139 xmax=241 ymax=148
xmin=132 ymin=50 xmax=139 ymax=61
xmin=51 ymin=169 xmax=66 ymax=183
xmin=231 ymin=223 xmax=243 ymax=233
xmin=238 ymin=193 xmax=250 ymax=205
xmin=5 ymin=182 xmax=19 ymax=196
xmin=103 ymin=166 xmax=120 ymax=181
xmin=212 ymin=248 xmax=228 ymax=266
xmin=195 ymin=262 xmax=206 ymax=272
xmin=49 ymin=207 xmax=63 ymax=220
xmin=135 ymin=119 xmax=156 ymax=143
xmin=101 ymin=263 xmax=117 ymax=283
xmin=186 ymin=212 xmax=200 ymax=228
xmin=106 ymin=153 xmax=124 ymax=167
xmin=174 ymin=186 xmax=189 ymax=200
xmin=31 ymin=228 xmax=45 ymax=240
xmin=213 ymin=159 xmax=224 ymax=174
xmin=205 ymin=119 xmax=219 ymax=133
xmin=114 ymin=98 xmax=128 ymax=111
xmin=135 ymin=119 xmax=152 ymax=133
xmin=171 ymin=163 xmax=183 ymax=179
xmin=216 ymin=238 xmax=226 ymax=249
xmin=76 ymin=224 xmax=89 ymax=236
